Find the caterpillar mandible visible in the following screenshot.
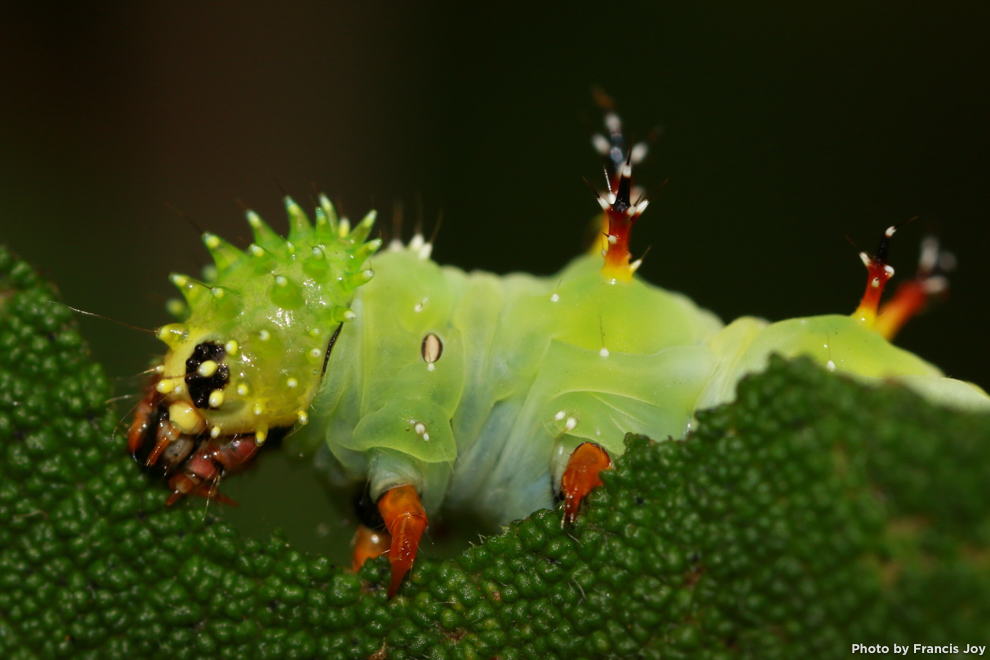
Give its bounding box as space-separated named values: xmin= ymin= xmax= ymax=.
xmin=128 ymin=108 xmax=990 ymax=598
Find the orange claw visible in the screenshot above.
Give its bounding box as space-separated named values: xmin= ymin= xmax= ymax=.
xmin=561 ymin=442 xmax=612 ymax=524
xmin=351 ymin=524 xmax=392 ymax=572
xmin=377 ymin=485 xmax=428 ymax=598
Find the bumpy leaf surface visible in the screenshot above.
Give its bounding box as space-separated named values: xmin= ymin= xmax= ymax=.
xmin=1 ymin=246 xmax=988 ymax=659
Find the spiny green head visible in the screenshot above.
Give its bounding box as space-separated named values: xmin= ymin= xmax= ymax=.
xmin=154 ymin=195 xmax=380 ymax=444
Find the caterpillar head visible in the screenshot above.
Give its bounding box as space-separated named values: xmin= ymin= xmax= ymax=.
xmin=153 ymin=195 xmax=380 ymax=444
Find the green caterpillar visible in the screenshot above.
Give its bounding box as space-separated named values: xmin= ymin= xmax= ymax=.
xmin=128 ymin=115 xmax=990 ymax=597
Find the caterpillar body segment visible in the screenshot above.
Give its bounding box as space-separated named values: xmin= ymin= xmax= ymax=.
xmin=304 ymin=243 xmax=724 ymax=526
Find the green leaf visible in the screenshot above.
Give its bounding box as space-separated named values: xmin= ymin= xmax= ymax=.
xmin=2 ymin=245 xmax=988 ymax=659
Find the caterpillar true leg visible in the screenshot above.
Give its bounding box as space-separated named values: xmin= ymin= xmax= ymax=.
xmin=126 ymin=375 xmax=188 ymax=469
xmin=165 ymin=435 xmax=259 ymax=505
xmin=377 ymin=485 xmax=428 ymax=598
xmin=560 ymin=442 xmax=613 ymax=524
xmin=126 ymin=381 xmax=160 ymax=457
xmin=129 ymin=369 xmax=262 ymax=506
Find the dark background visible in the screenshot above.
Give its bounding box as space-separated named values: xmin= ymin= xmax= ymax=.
xmin=2 ymin=3 xmax=989 ymax=554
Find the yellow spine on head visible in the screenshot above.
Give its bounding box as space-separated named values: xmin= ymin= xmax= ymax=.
xmin=157 ymin=323 xmax=188 ymax=348
xmin=202 ymin=232 xmax=244 ymax=274
xmin=246 ymin=210 xmax=281 ymax=248
xmin=285 ymin=197 xmax=313 ymax=240
xmin=317 ymin=194 xmax=339 ymax=236
xmin=348 ymin=210 xmax=378 ymax=245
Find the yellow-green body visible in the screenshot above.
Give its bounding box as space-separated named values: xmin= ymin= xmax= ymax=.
xmin=697 ymin=315 xmax=990 ymax=413
xmin=157 ymin=198 xmax=988 ymax=527
xmin=296 ymin=251 xmax=724 ymax=521
xmin=293 ymin=247 xmax=989 ymax=524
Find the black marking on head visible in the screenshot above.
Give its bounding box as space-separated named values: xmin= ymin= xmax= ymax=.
xmin=321 ymin=323 xmax=344 ymax=379
xmin=185 ymin=341 xmax=229 ymax=409
xmin=421 ymin=333 xmax=443 ymax=364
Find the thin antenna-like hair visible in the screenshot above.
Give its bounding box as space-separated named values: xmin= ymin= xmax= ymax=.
xmin=46 ymin=301 xmax=156 ymax=334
